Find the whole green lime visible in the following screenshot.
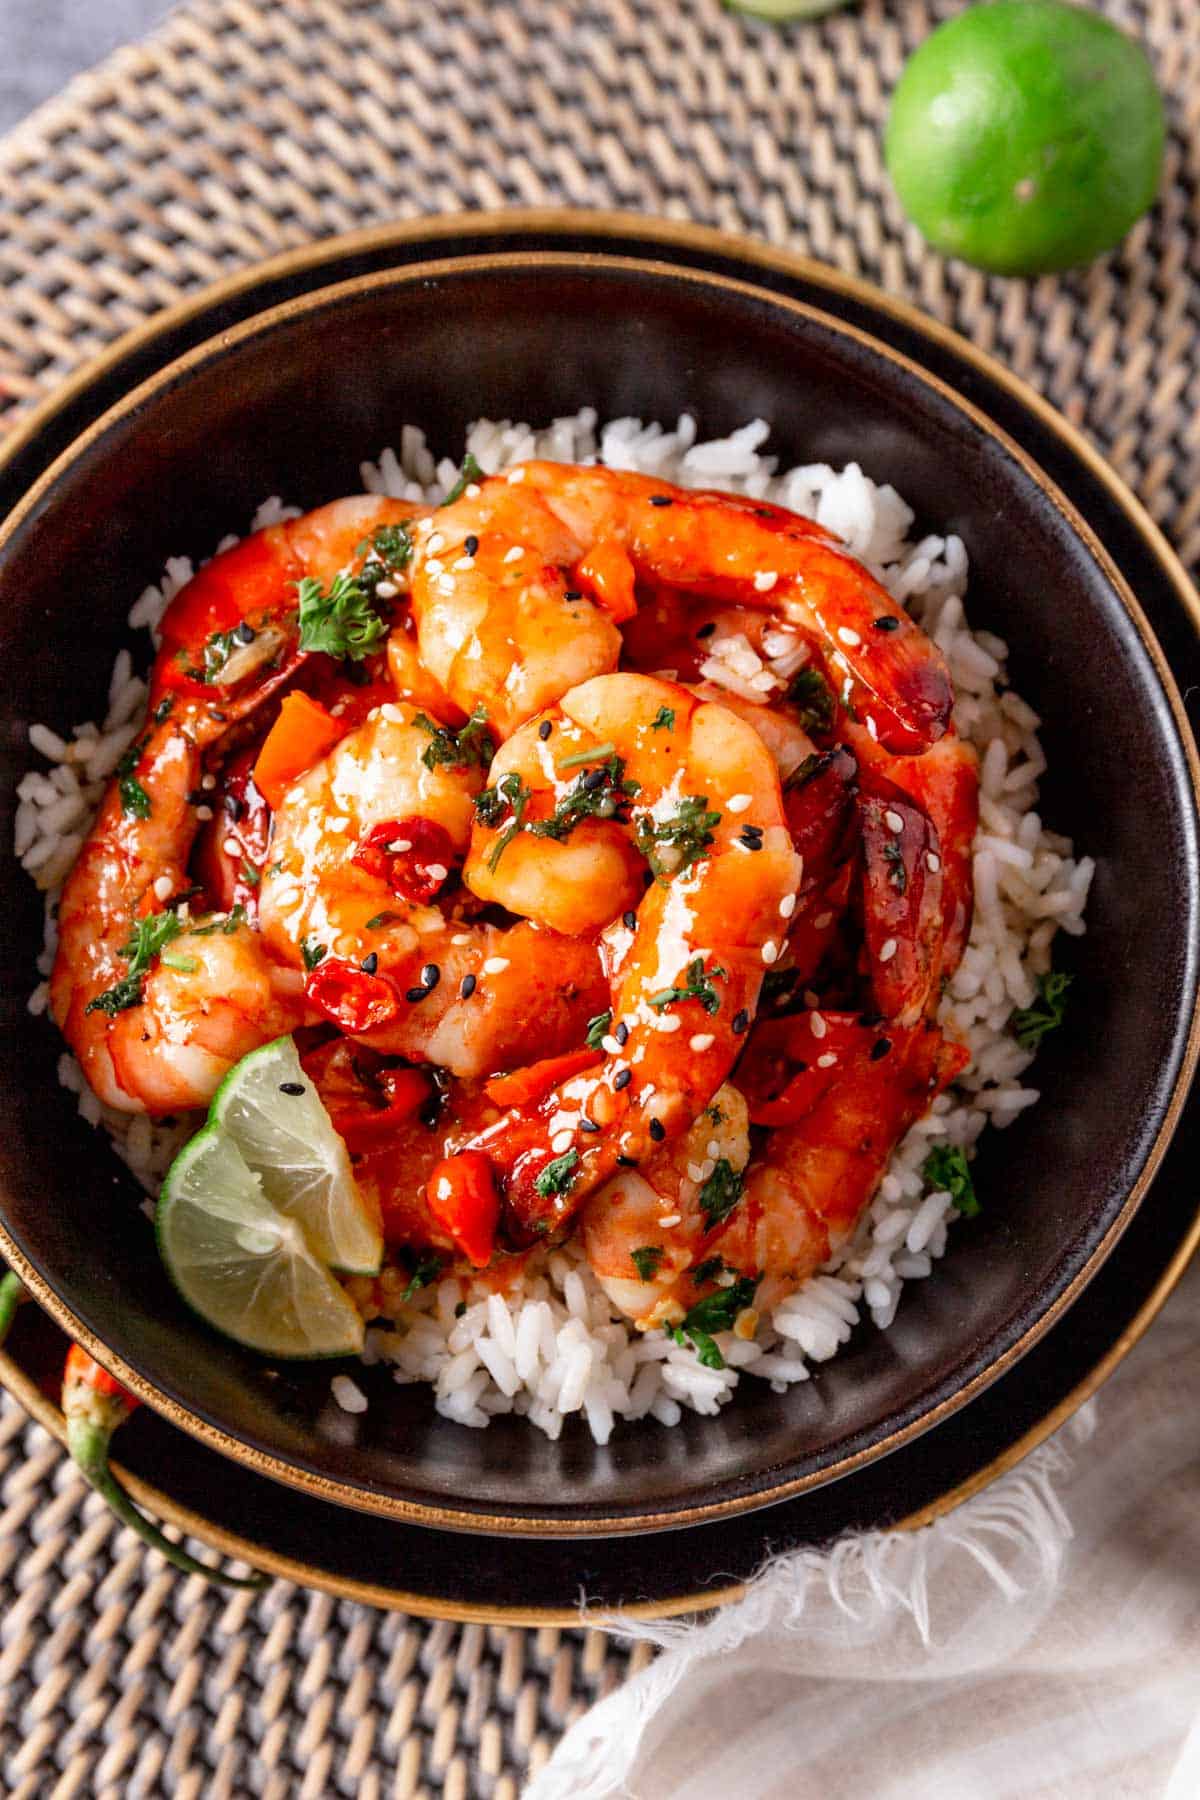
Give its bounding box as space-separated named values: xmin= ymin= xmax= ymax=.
xmin=885 ymin=0 xmax=1166 ymax=276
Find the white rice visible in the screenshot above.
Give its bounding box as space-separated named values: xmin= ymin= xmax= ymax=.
xmin=18 ymin=412 xmax=1093 ymax=1443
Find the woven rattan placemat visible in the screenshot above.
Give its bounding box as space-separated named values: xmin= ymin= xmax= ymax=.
xmin=0 ymin=1 xmax=1197 ymax=1793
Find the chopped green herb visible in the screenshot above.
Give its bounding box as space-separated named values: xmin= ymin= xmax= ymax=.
xmin=356 ymin=521 xmax=414 ymax=597
xmin=557 ymin=741 xmax=617 ymax=771
xmin=705 ymin=1103 xmax=725 ymax=1125
xmin=698 ymin=1158 xmax=743 ymax=1230
xmin=785 ymin=752 xmax=826 ymax=792
xmin=669 ymin=1275 xmax=759 ymax=1369
xmin=533 ymin=1149 xmax=580 ymax=1199
xmin=1011 ymin=971 xmax=1073 ymax=1051
xmin=153 ymin=696 xmax=173 ymax=725
xmin=116 ymin=736 xmax=152 ymax=820
xmin=651 ymin=707 xmax=675 ymax=732
xmin=585 ymin=1010 xmax=613 ymax=1050
xmin=474 ymin=772 xmax=533 ymax=872
xmin=192 ymin=904 xmax=247 ymax=937
xmin=528 ymin=756 xmax=639 ymax=843
xmin=160 ymin=951 xmax=199 ymax=974
xmin=401 ymin=1252 xmax=445 ymax=1302
xmin=442 ymin=451 xmax=484 ymax=507
xmin=882 ymin=839 xmax=907 ymax=894
xmin=690 ymin=1256 xmax=727 ymax=1287
xmin=296 ymin=571 xmax=388 ymax=662
xmin=365 ymin=910 xmax=404 ymax=932
xmin=788 ymin=667 xmax=835 ymax=735
xmin=631 ymin=1246 xmax=665 ymax=1282
xmin=301 ymin=938 xmax=328 ymax=972
xmin=647 ymin=956 xmax=727 ymax=1017
xmin=414 ymin=705 xmax=495 ymax=772
xmin=85 ymin=910 xmax=185 ymax=1016
xmin=922 ymin=1143 xmax=979 ymax=1218
xmin=635 ymin=794 xmax=722 ymax=880
xmin=240 ymin=861 xmax=261 ymax=889
xmin=178 ymin=628 xmax=241 ymax=686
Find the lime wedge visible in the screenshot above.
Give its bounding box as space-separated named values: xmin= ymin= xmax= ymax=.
xmin=211 ymin=1036 xmax=382 ymax=1275
xmin=157 ymin=1124 xmax=366 ymax=1358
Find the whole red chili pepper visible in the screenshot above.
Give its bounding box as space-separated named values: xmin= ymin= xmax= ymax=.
xmin=61 ymin=1343 xmax=266 ymax=1589
xmin=305 ymin=957 xmax=401 ymax=1034
xmin=352 ymin=815 xmax=457 ymax=903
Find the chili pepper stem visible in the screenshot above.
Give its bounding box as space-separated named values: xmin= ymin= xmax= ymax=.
xmin=65 ymin=1413 xmax=267 ymax=1590
xmin=0 ymin=1271 xmax=26 ymax=1347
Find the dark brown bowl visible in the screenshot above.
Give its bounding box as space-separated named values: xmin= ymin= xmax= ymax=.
xmin=1 ymin=247 xmax=1197 ymax=1537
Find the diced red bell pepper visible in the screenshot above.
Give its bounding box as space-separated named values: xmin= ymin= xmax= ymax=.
xmin=426 ymin=1152 xmax=500 ymax=1268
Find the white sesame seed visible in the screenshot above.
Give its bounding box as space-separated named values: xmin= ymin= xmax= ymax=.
xmin=551 ymin=1130 xmax=574 ymax=1154
xmin=656 ymin=1014 xmax=682 ymax=1034
xmin=506 ymin=468 xmax=526 ymax=484
xmin=375 ymin=580 xmax=398 ymax=599
xmin=465 ymin=482 xmax=482 ymax=498
xmin=222 ymin=836 xmax=240 ymax=857
xmin=425 ymin=864 xmax=448 ymax=884
xmin=426 ymin=533 xmax=445 ymax=555
xmin=761 ymin=940 xmax=779 ymax=965
xmin=601 ymin=1035 xmax=622 ymax=1056
xmin=195 ymin=805 xmax=213 ymax=821
xmin=687 ymin=1163 xmax=706 ymax=1183
xmin=451 ymin=933 xmax=471 ymax=945
xmin=837 ymin=626 xmax=862 ymax=647
xmin=753 ymin=571 xmax=778 ymax=593
xmin=425 ymin=558 xmax=444 ymax=577
xmin=658 ymin=1214 xmax=682 ymax=1228
xmin=817 ymin=1053 xmax=838 ymax=1069
xmin=689 ymin=1033 xmax=715 ymax=1052
xmin=813 ymin=911 xmax=834 ymax=931
xmin=706 ymin=1139 xmax=721 ymax=1159
xmin=810 ymin=1011 xmax=827 ymax=1039
xmin=201 ymin=774 xmax=217 ymax=791
xmin=727 ymin=794 xmax=752 ymax=814
xmin=885 ymin=809 xmax=905 ymax=834
xmin=879 ymin=938 xmax=899 ymax=963
xmin=749 ymin=670 xmax=779 ymax=692
xmin=453 ymin=556 xmax=475 ymax=571
xmin=927 ymin=852 xmax=942 ymax=872
xmin=482 ymin=957 xmax=510 ymax=975
xmin=779 ymin=893 xmax=796 ymax=918
xmin=390 ymin=839 xmax=412 ymax=853
xmin=503 ymin=545 xmax=525 ymax=564
xmin=865 ymin=716 xmax=879 ymax=741
xmin=153 ymin=875 xmax=173 ymax=901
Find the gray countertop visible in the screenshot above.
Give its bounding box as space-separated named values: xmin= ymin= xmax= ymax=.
xmin=0 ymin=0 xmax=171 ymax=134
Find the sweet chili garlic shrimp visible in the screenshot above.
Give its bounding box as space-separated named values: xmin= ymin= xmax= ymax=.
xmin=258 ymin=700 xmax=608 ymax=1078
xmin=51 ymin=494 xmax=424 ymax=1115
xmin=417 ymin=463 xmax=951 ymax=754
xmin=452 ymin=672 xmax=802 ymax=1244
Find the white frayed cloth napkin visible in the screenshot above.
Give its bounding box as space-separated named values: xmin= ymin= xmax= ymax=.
xmin=531 ymin=1258 xmax=1200 ymax=1800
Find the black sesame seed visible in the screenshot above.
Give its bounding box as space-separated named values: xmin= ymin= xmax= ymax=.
xmin=223 ymin=792 xmax=244 ymax=821
xmin=563 ymin=589 xmax=583 ymax=601
xmin=732 ymin=1009 xmax=750 ymax=1035
xmin=582 ymin=768 xmax=607 ymax=791
xmin=617 ymin=1155 xmax=636 ymax=1167
xmin=870 ymin=1037 xmax=893 ymax=1061
xmin=859 ymin=1011 xmax=886 ymax=1028
xmin=580 ymin=1117 xmax=601 ymax=1133
xmin=279 ymin=1082 xmax=306 ymax=1096
xmin=614 ymin=1021 xmax=629 ymax=1046
xmin=649 ymin=495 xmax=673 ymax=507
xmin=421 ymin=963 xmax=441 ymax=991
xmin=538 ymin=720 xmax=553 ymax=741
xmin=613 ymin=1068 xmax=632 ymax=1091
xmin=793 ymin=1061 xmax=809 ymax=1074
xmin=623 ymin=910 xmax=637 ymax=930
xmin=360 ymin=951 xmax=379 ymax=975
xmin=460 ymin=973 xmax=477 ymax=999
xmin=873 ymin=616 xmax=901 ymax=633
xmin=187 ymin=789 xmax=207 ymax=806
xmin=405 ymin=986 xmax=429 ymax=1003
xmin=234 ymin=621 xmax=257 ymax=645
xmin=648 ymin=1118 xmax=666 ymax=1142
xmin=754 ymin=507 xmax=774 ymax=518
xmin=696 ymin=622 xmax=716 ymax=639
xmin=740 ymin=831 xmax=763 ymax=852
xmin=465 ymin=534 xmax=479 ymax=556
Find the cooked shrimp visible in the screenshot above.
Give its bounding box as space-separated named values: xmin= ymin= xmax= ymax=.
xmin=259 ymin=700 xmax=608 ymax=1078
xmin=419 ymin=463 xmax=952 ymax=754
xmin=456 ymin=672 xmax=802 ymax=1241
xmin=51 ymin=493 xmax=422 ymax=1115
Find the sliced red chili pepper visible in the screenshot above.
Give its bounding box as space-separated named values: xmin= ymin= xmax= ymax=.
xmin=484 ymin=1048 xmax=604 ymax=1108
xmin=306 ymin=958 xmax=400 ymax=1035
xmin=352 ymin=815 xmax=457 ymax=904
xmin=330 ymin=1066 xmax=432 ymax=1152
xmin=426 ymin=1152 xmax=500 ymax=1269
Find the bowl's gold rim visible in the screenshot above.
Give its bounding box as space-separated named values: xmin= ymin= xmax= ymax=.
xmin=1 ymin=229 xmax=1198 ymax=1541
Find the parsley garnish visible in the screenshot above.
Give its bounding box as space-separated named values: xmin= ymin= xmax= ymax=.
xmin=296 ymin=571 xmax=388 ymax=662
xmin=160 ymin=950 xmax=198 ymax=974
xmin=698 ymin=1159 xmax=743 ymax=1230
xmin=356 ymin=522 xmax=414 ymax=597
xmin=85 ymin=910 xmax=185 ymax=1016
xmin=635 ymin=794 xmax=722 ymax=880
xmin=116 ymin=736 xmax=151 ymax=820
xmin=585 ymin=1010 xmax=613 ymax=1050
xmin=788 ymin=667 xmax=835 ymax=735
xmin=414 ymin=706 xmax=495 ymax=772
xmin=533 ymin=1150 xmax=580 ymax=1199
xmin=669 ymin=1275 xmax=759 ymax=1370
xmin=474 ymin=772 xmax=532 ymax=872
xmin=651 ymin=707 xmax=675 ymax=732
xmin=922 ymin=1143 xmax=979 ymax=1218
xmin=631 ymin=1246 xmax=664 ymax=1282
xmin=302 ymin=938 xmax=327 ymax=972
xmin=442 ymin=451 xmax=483 ymax=507
xmin=690 ymin=1256 xmax=727 ymax=1287
xmin=1011 ymin=971 xmax=1073 ymax=1051
xmin=647 ymin=956 xmax=727 ymax=1016
xmin=365 ymin=910 xmax=403 ymax=931
xmin=401 ymin=1251 xmax=445 ymax=1302
xmin=883 ymin=839 xmax=907 ymax=894
xmin=529 ymin=757 xmax=639 ymax=842
xmin=192 ymin=904 xmax=247 ymax=937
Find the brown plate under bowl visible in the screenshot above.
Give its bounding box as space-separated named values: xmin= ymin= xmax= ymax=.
xmin=0 ymin=249 xmax=1197 ymax=1537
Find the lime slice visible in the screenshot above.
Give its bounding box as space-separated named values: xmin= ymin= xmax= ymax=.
xmin=211 ymin=1036 xmax=382 ymax=1275
xmin=157 ymin=1125 xmax=366 ymax=1357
